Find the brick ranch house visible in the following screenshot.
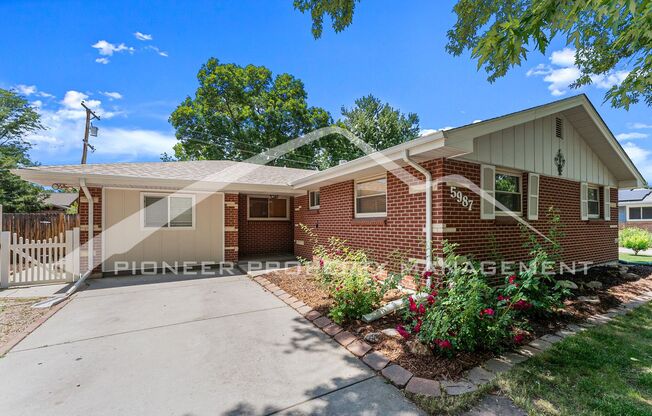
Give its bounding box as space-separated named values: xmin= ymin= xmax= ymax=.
xmin=14 ymin=95 xmax=645 ymax=278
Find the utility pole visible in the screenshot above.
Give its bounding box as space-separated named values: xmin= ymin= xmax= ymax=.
xmin=81 ymin=101 xmax=100 ymax=164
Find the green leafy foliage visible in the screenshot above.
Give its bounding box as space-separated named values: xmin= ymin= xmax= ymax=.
xmin=0 ymin=88 xmax=47 ymax=212
xmin=619 ymin=227 xmax=652 ymax=255
xmin=293 ymin=0 xmax=358 ymax=39
xmin=303 ymin=224 xmax=398 ymax=323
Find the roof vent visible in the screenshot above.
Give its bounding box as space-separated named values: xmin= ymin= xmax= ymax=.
xmin=555 ymin=117 xmax=564 ymax=139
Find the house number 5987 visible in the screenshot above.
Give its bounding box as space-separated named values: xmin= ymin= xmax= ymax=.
xmin=450 ymin=186 xmax=473 ymax=211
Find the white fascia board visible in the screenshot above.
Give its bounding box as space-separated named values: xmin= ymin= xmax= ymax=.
xmin=290 ymin=131 xmax=467 ymax=189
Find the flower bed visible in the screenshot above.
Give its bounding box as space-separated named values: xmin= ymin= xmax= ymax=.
xmin=263 ymin=263 xmax=652 ymax=380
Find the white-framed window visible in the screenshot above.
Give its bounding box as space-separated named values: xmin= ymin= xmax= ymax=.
xmin=355 ymin=175 xmax=387 ymax=218
xmin=142 ymin=193 xmax=195 ymax=229
xmin=247 ymin=195 xmax=290 ymax=220
xmin=628 ymin=206 xmax=652 ymax=221
xmin=309 ymin=190 xmax=320 ymax=209
xmin=587 ymin=186 xmax=600 ymax=218
xmin=495 ymin=171 xmax=522 ymax=214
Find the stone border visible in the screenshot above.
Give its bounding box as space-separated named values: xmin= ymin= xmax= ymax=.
xmin=0 ymin=297 xmax=71 ymax=357
xmin=250 ymin=274 xmax=652 ymax=398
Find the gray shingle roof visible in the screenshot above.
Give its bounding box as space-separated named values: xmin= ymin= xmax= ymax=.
xmin=25 ymin=161 xmax=317 ymax=186
xmin=619 ymin=189 xmax=652 ymax=202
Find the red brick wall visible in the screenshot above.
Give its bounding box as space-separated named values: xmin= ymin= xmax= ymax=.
xmin=294 ymin=160 xmax=443 ymax=269
xmin=440 ymin=159 xmax=618 ymax=267
xmin=224 ymin=193 xmax=239 ymax=262
xmin=238 ymin=194 xmax=294 ymax=256
xmin=79 ymin=187 xmax=102 ymax=274
xmin=294 ymin=157 xmax=618 ymax=276
xmin=620 ymin=221 xmax=652 ymax=232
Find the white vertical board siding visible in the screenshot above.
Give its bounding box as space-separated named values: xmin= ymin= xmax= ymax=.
xmin=459 ymin=113 xmax=616 ymax=186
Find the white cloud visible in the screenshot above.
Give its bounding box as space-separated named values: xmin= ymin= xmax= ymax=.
xmin=616 ymin=132 xmax=648 ymax=141
xmin=527 ymin=48 xmax=629 ymax=97
xmin=145 ymin=45 xmax=168 ymax=57
xmin=91 ymin=40 xmax=134 ymax=56
xmin=13 ymin=84 xmax=37 ymax=96
xmin=95 ymin=57 xmax=110 ymax=64
xmin=419 ymin=129 xmax=438 ymax=136
xmin=623 ymin=142 xmax=650 ymax=165
xmin=100 ymin=91 xmax=123 ymax=100
xmin=472 ymin=119 xmax=483 ymax=124
xmin=550 ymin=48 xmax=576 ymax=67
xmin=629 ymin=122 xmax=652 ymax=129
xmin=25 ymin=97 xmax=174 ymax=164
xmin=134 ymin=31 xmax=153 ymax=41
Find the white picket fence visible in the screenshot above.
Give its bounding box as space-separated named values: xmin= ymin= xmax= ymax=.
xmin=0 ymin=228 xmax=81 ymax=288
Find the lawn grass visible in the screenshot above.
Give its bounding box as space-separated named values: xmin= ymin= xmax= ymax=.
xmin=620 ymin=253 xmax=652 ymax=264
xmin=497 ymin=303 xmax=652 ymax=415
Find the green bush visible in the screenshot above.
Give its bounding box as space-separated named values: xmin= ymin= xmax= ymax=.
xmin=301 ymin=224 xmax=398 ymax=324
xmin=619 ymin=227 xmax=652 ymax=255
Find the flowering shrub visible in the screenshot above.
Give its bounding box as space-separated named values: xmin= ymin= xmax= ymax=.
xmin=301 ymin=224 xmax=398 ymax=324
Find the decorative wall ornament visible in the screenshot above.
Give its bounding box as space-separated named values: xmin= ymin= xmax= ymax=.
xmin=554 ymin=149 xmax=566 ymax=176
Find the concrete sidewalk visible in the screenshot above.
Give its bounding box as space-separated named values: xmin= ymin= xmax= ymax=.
xmin=0 ymin=272 xmax=422 ymax=415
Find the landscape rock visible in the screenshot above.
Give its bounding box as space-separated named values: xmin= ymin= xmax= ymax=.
xmin=381 ymin=328 xmax=401 ymax=338
xmin=467 ymin=366 xmax=495 ymax=385
xmin=557 ymin=280 xmax=578 ymax=290
xmin=441 ymin=380 xmax=477 ymax=396
xmin=406 ymin=340 xmax=432 ymax=356
xmin=364 ymin=332 xmax=382 ymax=344
xmin=623 ymin=272 xmax=639 ymax=281
xmin=578 ymin=296 xmax=600 ymax=304
xmin=586 ymin=281 xmax=603 ymax=289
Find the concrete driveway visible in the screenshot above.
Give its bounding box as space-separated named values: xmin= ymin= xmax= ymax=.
xmin=0 ymin=272 xmax=422 ymax=416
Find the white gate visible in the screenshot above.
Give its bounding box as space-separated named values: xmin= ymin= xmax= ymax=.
xmin=0 ymin=228 xmax=81 ymax=288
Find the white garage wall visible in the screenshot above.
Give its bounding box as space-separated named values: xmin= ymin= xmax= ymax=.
xmin=103 ymin=189 xmax=224 ymax=272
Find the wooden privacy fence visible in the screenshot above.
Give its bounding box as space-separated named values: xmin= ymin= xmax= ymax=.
xmin=0 ymin=228 xmax=81 ymax=288
xmin=1 ymin=212 xmax=79 ymax=242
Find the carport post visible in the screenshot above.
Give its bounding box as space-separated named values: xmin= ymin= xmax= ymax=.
xmin=1 ymin=231 xmax=9 ymax=289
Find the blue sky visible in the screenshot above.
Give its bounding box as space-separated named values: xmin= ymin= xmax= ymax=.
xmin=1 ymin=1 xmax=651 ymax=181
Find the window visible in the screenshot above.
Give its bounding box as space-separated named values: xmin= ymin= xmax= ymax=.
xmin=355 ymin=176 xmax=387 ymax=218
xmin=247 ymin=196 xmax=289 ymax=220
xmin=588 ymin=187 xmax=600 ymax=218
xmin=628 ymin=207 xmax=652 ymax=221
xmin=495 ymin=172 xmax=521 ymax=214
xmin=143 ymin=194 xmax=195 ymax=229
xmin=309 ymin=191 xmax=320 ymax=209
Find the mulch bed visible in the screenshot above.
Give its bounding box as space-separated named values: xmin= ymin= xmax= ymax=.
xmin=0 ymin=297 xmax=48 ymax=352
xmin=264 ymin=264 xmax=652 ymax=380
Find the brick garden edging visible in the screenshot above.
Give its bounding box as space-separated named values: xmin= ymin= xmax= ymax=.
xmin=251 ymin=274 xmax=652 ymax=398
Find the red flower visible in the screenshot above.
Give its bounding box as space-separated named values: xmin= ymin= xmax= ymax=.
xmin=396 ymin=325 xmax=411 ymax=339
xmin=508 ymin=275 xmax=517 ymax=284
xmin=435 ymin=339 xmax=452 ymax=349
xmin=418 ymin=304 xmax=426 ymax=315
xmin=497 ymin=294 xmax=509 ymax=302
xmin=481 ymin=308 xmax=495 ymax=317
xmin=513 ymin=300 xmax=532 ymax=310
xmin=427 ymin=295 xmax=436 ymax=305
xmin=319 ymin=259 xmax=324 ymax=268
xmin=422 ymin=270 xmax=433 ymax=279
xmin=413 ymin=319 xmax=422 ymax=333
xmin=513 ymin=333 xmax=525 ymax=344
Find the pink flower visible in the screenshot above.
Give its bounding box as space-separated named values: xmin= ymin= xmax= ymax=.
xmin=396 ymin=325 xmax=411 ymax=339
xmin=508 ymin=275 xmax=517 ymax=284
xmin=418 ymin=304 xmax=426 ymax=315
xmin=319 ymin=259 xmax=324 ymax=268
xmin=481 ymin=308 xmax=495 ymax=317
xmin=513 ymin=333 xmax=525 ymax=344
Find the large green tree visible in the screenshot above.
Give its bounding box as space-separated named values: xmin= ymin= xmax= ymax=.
xmin=168 ymin=58 xmax=334 ymax=170
xmin=0 ymin=88 xmax=47 ymax=212
xmin=294 ymin=0 xmax=651 ymax=109
xmin=320 ymin=95 xmax=419 ymax=164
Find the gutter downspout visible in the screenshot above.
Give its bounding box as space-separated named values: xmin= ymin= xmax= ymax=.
xmin=402 ymin=149 xmax=433 ymax=287
xmin=80 ymin=179 xmax=94 ymax=273
xmin=32 ymin=180 xmax=94 ymax=309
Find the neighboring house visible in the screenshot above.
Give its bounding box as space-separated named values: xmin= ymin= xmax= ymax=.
xmin=43 ymin=192 xmax=78 ymax=212
xmin=618 ymin=189 xmax=652 ymax=230
xmin=13 ymin=95 xmax=645 ymax=279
